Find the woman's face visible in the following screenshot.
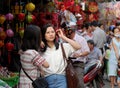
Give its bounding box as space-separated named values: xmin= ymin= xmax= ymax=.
xmin=45 ymin=27 xmax=56 ymax=42
xmin=114 ymin=28 xmax=120 ymax=38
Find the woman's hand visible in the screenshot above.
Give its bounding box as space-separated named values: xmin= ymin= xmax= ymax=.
xmin=56 ymin=28 xmax=65 ymax=39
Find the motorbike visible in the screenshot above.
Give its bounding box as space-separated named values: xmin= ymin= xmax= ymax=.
xmin=84 ymin=60 xmax=104 ymax=88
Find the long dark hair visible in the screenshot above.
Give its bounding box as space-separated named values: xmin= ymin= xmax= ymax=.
xmin=41 ymin=23 xmax=59 ymax=52
xmin=21 ymin=25 xmax=41 ymax=51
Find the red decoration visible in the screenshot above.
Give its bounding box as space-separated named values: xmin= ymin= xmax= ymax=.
xmin=18 ymin=13 xmax=25 ymax=21
xmin=88 ymin=2 xmax=98 ymax=13
xmin=5 ymin=42 xmax=14 ymax=64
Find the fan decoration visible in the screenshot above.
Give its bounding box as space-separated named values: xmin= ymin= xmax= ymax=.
xmin=88 ymin=2 xmax=98 ymax=13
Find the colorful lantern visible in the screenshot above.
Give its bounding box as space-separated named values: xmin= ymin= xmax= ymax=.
xmin=6 ymin=29 xmax=14 ymax=37
xmin=0 ymin=31 xmax=6 ymax=40
xmin=18 ymin=13 xmax=25 ymax=21
xmin=26 ymin=14 xmax=35 ymax=23
xmin=25 ymin=2 xmax=35 ymax=12
xmin=0 ymin=15 xmax=6 ymax=24
xmin=6 ymin=13 xmax=14 ymax=21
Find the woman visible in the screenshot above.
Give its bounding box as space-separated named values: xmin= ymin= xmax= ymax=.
xmin=40 ymin=23 xmax=81 ymax=88
xmin=108 ymin=27 xmax=120 ymax=88
xmin=18 ymin=25 xmax=49 ymax=88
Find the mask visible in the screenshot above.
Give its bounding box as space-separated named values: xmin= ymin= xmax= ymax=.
xmin=114 ymin=34 xmax=120 ymax=38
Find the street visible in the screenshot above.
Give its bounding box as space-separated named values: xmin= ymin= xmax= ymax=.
xmin=103 ymin=79 xmax=118 ymax=88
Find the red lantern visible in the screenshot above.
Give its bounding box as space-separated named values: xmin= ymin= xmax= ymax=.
xmin=5 ymin=42 xmax=14 ymax=64
xmin=6 ymin=42 xmax=14 ymax=51
xmin=18 ymin=13 xmax=25 ymax=21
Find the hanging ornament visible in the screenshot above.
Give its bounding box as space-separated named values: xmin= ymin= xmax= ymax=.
xmin=0 ymin=31 xmax=6 ymax=40
xmin=88 ymin=2 xmax=98 ymax=13
xmin=6 ymin=29 xmax=14 ymax=37
xmin=0 ymin=40 xmax=4 ymax=48
xmin=6 ymin=13 xmax=14 ymax=21
xmin=5 ymin=42 xmax=14 ymax=64
xmin=0 ymin=15 xmax=6 ymax=24
xmin=26 ymin=14 xmax=35 ymax=23
xmin=25 ymin=2 xmax=35 ymax=12
xmin=19 ymin=30 xmax=24 ymax=38
xmin=18 ymin=13 xmax=25 ymax=21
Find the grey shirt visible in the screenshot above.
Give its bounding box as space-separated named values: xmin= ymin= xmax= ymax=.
xmin=87 ymin=47 xmax=102 ymax=61
xmin=93 ymin=27 xmax=106 ymax=48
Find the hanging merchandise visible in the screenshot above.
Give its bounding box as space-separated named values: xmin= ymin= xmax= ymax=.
xmin=0 ymin=31 xmax=6 ymax=40
xmin=6 ymin=29 xmax=14 ymax=38
xmin=0 ymin=15 xmax=6 ymax=24
xmin=26 ymin=14 xmax=36 ymax=23
xmin=6 ymin=13 xmax=14 ymax=21
xmin=5 ymin=42 xmax=14 ymax=65
xmin=88 ymin=2 xmax=98 ymax=13
xmin=18 ymin=13 xmax=25 ymax=22
xmin=25 ymin=2 xmax=35 ymax=12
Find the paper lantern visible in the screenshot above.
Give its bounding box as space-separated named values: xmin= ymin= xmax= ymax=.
xmin=6 ymin=29 xmax=14 ymax=37
xmin=0 ymin=15 xmax=6 ymax=24
xmin=18 ymin=13 xmax=25 ymax=21
xmin=6 ymin=13 xmax=14 ymax=21
xmin=25 ymin=2 xmax=35 ymax=12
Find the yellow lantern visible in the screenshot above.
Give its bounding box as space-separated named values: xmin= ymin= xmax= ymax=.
xmin=0 ymin=15 xmax=6 ymax=24
xmin=25 ymin=2 xmax=35 ymax=12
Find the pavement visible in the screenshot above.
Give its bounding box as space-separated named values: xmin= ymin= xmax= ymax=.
xmin=102 ymin=74 xmax=119 ymax=88
xmin=103 ymin=79 xmax=118 ymax=88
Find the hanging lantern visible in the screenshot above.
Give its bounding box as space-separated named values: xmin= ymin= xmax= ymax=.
xmin=19 ymin=30 xmax=24 ymax=38
xmin=0 ymin=15 xmax=6 ymax=24
xmin=6 ymin=29 xmax=14 ymax=37
xmin=6 ymin=13 xmax=14 ymax=21
xmin=5 ymin=42 xmax=14 ymax=64
xmin=0 ymin=40 xmax=4 ymax=48
xmin=25 ymin=2 xmax=35 ymax=12
xmin=26 ymin=14 xmax=35 ymax=23
xmin=18 ymin=13 xmax=25 ymax=21
xmin=5 ymin=42 xmax=14 ymax=51
xmin=0 ymin=31 xmax=6 ymax=40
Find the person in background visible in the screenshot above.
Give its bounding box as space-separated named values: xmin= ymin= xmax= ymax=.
xmin=83 ymin=22 xmax=93 ymax=41
xmin=64 ymin=25 xmax=90 ymax=88
xmin=87 ymin=39 xmax=103 ymax=63
xmin=18 ymin=25 xmax=49 ymax=88
xmin=40 ymin=23 xmax=81 ymax=88
xmin=117 ymin=58 xmax=120 ymax=88
xmin=108 ymin=27 xmax=120 ymax=88
xmin=91 ymin=21 xmax=106 ymax=54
